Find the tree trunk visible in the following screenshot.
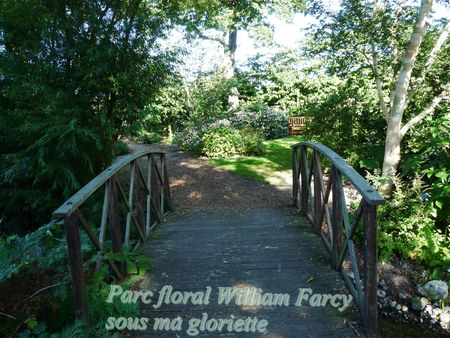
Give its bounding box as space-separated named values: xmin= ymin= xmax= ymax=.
xmin=380 ymin=0 xmax=433 ymax=196
xmin=224 ymin=27 xmax=239 ymax=110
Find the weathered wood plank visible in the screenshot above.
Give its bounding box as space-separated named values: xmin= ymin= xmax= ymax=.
xmin=131 ymin=210 xmax=360 ymax=338
xmin=162 ymin=155 xmax=174 ymax=212
xmin=116 ymin=176 xmax=146 ymax=243
xmin=331 ymin=167 xmax=343 ymax=270
xmin=108 ymin=176 xmax=124 ymax=276
xmin=64 ymin=210 xmax=89 ymax=322
xmin=124 ymin=161 xmax=136 ymax=245
xmin=300 ymin=145 xmax=309 ymax=213
xmin=292 ymin=147 xmax=299 ymax=207
xmin=313 ymin=150 xmax=323 ymax=233
xmin=363 ymin=203 xmax=378 ymax=337
xmin=134 ymin=162 xmax=146 ymax=238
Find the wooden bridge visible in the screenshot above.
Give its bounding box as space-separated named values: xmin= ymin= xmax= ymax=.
xmin=52 ymin=142 xmax=384 ymax=337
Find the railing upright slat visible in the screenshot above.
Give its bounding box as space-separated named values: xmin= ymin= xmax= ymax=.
xmin=146 ymin=155 xmax=152 ymax=236
xmin=163 ymin=154 xmax=173 ymax=212
xmin=64 ymin=210 xmax=89 ymax=323
xmin=160 ymin=155 xmax=165 ymax=214
xmin=292 ymin=147 xmax=299 ymax=207
xmin=125 ymin=161 xmax=136 ymax=246
xmin=364 ymin=203 xmax=378 ymax=337
xmin=108 ymin=176 xmax=124 ymax=275
xmin=331 ymin=167 xmax=343 ymax=270
xmin=300 ymin=146 xmax=308 ymax=213
xmin=134 ymin=162 xmax=146 ymax=237
xmin=116 ymin=177 xmax=146 ymax=242
xmin=313 ymin=150 xmax=322 ymax=234
xmin=96 ymin=184 xmax=109 ymax=272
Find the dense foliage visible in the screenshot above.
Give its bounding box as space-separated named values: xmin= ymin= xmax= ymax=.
xmin=302 ymin=74 xmax=386 ymax=168
xmin=0 ymin=0 xmax=174 ymax=233
xmin=0 ymin=221 xmax=148 ymax=337
xmin=303 ymin=0 xmax=449 ymax=276
xmin=366 ymin=173 xmax=450 ymax=279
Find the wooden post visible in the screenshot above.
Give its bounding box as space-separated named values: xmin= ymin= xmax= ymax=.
xmin=64 ymin=210 xmax=89 ymax=323
xmin=108 ymin=176 xmax=124 ymax=274
xmin=363 ymin=202 xmax=378 ymax=337
xmin=160 ymin=155 xmax=165 ymax=214
xmin=96 ymin=184 xmax=109 ymax=272
xmin=134 ymin=164 xmax=145 ymax=235
xmin=124 ymin=162 xmax=136 ymax=246
xmin=300 ymin=146 xmax=308 ymax=213
xmin=331 ymin=167 xmax=343 ymax=270
xmin=313 ymin=150 xmax=322 ymax=234
xmin=146 ymin=155 xmax=152 ymax=236
xmin=163 ymin=154 xmax=173 ymax=211
xmin=292 ymin=146 xmax=299 ymax=207
xmin=151 ymin=155 xmax=161 ymax=216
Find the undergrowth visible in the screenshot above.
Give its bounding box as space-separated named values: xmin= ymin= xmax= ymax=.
xmin=0 ymin=221 xmax=151 ymax=337
xmin=367 ymin=171 xmax=450 ymax=280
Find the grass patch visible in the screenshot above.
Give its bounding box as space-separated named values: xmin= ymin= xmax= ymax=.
xmin=209 ymin=136 xmax=305 ymax=185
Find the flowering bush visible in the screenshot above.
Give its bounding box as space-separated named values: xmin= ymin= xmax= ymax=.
xmin=239 ymin=126 xmax=265 ymax=156
xmin=173 ymin=122 xmax=204 ymax=153
xmin=200 ymin=127 xmax=242 ymax=158
xmin=175 ymin=121 xmax=266 ymax=158
xmin=232 ymin=104 xmax=288 ymax=139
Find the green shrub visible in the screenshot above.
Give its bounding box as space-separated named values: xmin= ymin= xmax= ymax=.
xmin=367 ymin=172 xmax=450 ymax=280
xmin=302 ymin=75 xmax=385 ymax=169
xmin=173 ymin=121 xmax=204 ymax=153
xmin=114 ymin=140 xmax=129 ymax=156
xmin=239 ymin=127 xmax=266 ymax=156
xmin=174 ymin=119 xmax=232 ymax=155
xmin=232 ymin=102 xmax=288 ymax=139
xmin=0 ymin=221 xmax=151 ymax=337
xmin=137 ymin=131 xmax=163 ymax=144
xmin=200 ymin=127 xmax=242 ymax=158
xmin=402 ymin=114 xmax=450 ymax=224
xmin=0 ymin=221 xmax=83 ymax=336
xmin=175 ymin=120 xmax=266 ymax=158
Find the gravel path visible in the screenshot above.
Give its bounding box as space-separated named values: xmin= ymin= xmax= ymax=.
xmin=128 ymin=143 xmax=294 ymax=214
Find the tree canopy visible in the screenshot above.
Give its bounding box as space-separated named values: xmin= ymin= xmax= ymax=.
xmin=0 ymin=0 xmax=175 ymax=230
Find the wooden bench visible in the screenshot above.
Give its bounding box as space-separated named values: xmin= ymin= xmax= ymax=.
xmin=288 ymin=116 xmax=311 ymax=135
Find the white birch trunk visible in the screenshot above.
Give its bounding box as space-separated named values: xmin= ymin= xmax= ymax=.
xmin=224 ymin=27 xmax=239 ymax=110
xmin=380 ymin=0 xmax=433 ymax=196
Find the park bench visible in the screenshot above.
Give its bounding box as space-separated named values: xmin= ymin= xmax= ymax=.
xmin=288 ymin=116 xmax=311 ymax=135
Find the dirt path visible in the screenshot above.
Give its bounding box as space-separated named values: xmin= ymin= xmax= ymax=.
xmin=128 ymin=143 xmax=294 ymax=214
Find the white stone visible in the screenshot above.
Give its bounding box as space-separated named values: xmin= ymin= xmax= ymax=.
xmin=440 ymin=312 xmax=450 ymax=324
xmin=377 ymin=289 xmax=386 ymax=298
xmin=432 ymin=308 xmax=442 ymax=319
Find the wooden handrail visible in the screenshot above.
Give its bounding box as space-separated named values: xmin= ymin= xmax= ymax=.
xmin=292 ymin=141 xmax=384 ymax=338
xmin=52 ymin=150 xmax=173 ymax=322
xmin=52 ymin=150 xmax=167 ymax=218
xmin=294 ymin=142 xmax=384 ymax=205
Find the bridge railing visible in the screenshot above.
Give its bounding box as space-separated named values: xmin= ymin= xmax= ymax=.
xmin=292 ymin=142 xmax=384 ymax=337
xmin=52 ymin=150 xmax=173 ymax=322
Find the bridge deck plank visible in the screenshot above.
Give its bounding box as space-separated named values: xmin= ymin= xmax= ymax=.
xmin=128 ymin=209 xmax=361 ymax=338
